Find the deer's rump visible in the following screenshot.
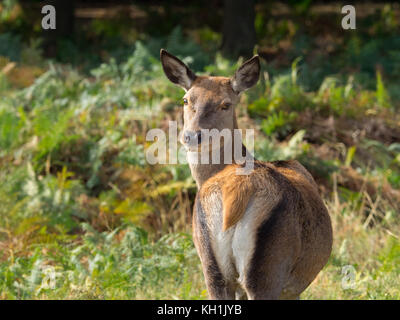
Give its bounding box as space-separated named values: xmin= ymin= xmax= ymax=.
xmin=193 ymin=160 xmax=333 ymax=299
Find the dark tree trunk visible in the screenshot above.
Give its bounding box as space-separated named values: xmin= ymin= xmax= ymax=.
xmin=221 ymin=0 xmax=256 ymax=59
xmin=54 ymin=0 xmax=75 ymax=38
xmin=42 ymin=0 xmax=75 ymax=57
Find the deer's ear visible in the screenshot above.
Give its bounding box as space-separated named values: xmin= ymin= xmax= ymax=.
xmin=231 ymin=55 xmax=260 ymax=94
xmin=160 ymin=49 xmax=196 ymax=91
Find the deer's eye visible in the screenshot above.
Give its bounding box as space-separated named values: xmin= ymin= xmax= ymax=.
xmin=221 ymin=102 xmax=231 ymax=110
xmin=183 ymin=98 xmax=188 ymax=105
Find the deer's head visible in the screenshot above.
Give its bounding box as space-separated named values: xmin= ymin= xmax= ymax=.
xmin=160 ymin=49 xmax=260 ymax=151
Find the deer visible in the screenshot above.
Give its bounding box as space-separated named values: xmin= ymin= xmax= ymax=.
xmin=160 ymin=49 xmax=333 ymax=300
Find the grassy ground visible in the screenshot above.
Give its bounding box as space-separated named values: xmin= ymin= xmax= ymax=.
xmin=1 ymin=2 xmax=400 ymax=299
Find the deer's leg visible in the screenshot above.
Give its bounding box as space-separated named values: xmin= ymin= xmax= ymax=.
xmin=193 ymin=195 xmax=236 ymax=300
xmin=195 ymin=230 xmax=236 ymax=299
xmin=200 ymin=260 xmax=236 ymax=299
xmin=235 ymin=286 xmax=248 ymax=300
xmin=243 ymin=262 xmax=286 ymax=300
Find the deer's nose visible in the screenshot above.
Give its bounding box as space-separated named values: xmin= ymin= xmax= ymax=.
xmin=184 ymin=131 xmax=202 ymax=145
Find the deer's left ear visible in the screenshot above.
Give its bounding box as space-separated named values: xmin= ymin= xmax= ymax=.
xmin=231 ymin=55 xmax=260 ymax=94
xmin=160 ymin=49 xmax=196 ymax=91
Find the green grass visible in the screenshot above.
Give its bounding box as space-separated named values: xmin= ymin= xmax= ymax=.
xmin=2 ymin=189 xmax=400 ymax=300
xmin=0 ymin=224 xmax=206 ymax=300
xmin=304 ymin=187 xmax=400 ymax=299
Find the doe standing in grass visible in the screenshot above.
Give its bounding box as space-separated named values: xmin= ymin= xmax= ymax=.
xmin=160 ymin=49 xmax=333 ymax=300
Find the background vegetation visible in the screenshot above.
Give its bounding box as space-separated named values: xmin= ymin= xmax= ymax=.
xmin=0 ymin=0 xmax=400 ymax=299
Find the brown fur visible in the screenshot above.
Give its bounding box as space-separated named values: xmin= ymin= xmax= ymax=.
xmin=202 ymin=165 xmax=256 ymax=231
xmin=201 ymin=160 xmax=323 ymax=231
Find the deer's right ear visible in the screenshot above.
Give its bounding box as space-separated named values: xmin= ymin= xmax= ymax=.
xmin=160 ymin=49 xmax=196 ymax=91
xmin=231 ymin=55 xmax=260 ymax=94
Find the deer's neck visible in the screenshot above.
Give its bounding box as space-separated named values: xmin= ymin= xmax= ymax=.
xmin=188 ymin=112 xmax=251 ymax=188
xmin=189 ymin=148 xmax=233 ymax=188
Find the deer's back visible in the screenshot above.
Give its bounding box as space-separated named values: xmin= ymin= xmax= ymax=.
xmin=193 ymin=160 xmax=332 ymax=298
